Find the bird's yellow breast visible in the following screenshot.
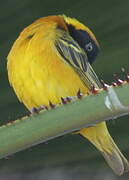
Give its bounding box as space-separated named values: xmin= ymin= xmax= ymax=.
xmin=7 ymin=22 xmax=89 ymax=110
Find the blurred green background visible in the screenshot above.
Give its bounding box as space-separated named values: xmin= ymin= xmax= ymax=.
xmin=0 ymin=0 xmax=129 ymax=179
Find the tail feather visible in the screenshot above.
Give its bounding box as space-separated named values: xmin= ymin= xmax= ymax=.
xmin=101 ymin=135 xmax=129 ymax=175
xmin=79 ymin=122 xmax=129 ymax=175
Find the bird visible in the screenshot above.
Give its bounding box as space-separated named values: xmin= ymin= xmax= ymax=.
xmin=7 ymin=15 xmax=129 ymax=175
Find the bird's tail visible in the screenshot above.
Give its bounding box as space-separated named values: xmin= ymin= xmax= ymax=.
xmin=79 ymin=122 xmax=129 ymax=175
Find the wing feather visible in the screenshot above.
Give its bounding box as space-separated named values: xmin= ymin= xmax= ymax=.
xmin=55 ymin=31 xmax=102 ymax=90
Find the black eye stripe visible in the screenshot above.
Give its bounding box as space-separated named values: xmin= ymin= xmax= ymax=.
xmin=67 ymin=24 xmax=93 ymax=49
xmin=67 ymin=24 xmax=100 ymax=64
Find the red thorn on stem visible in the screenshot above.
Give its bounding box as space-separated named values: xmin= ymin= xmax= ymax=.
xmin=116 ymin=79 xmax=124 ymax=86
xmin=113 ymin=74 xmax=124 ymax=86
xmin=66 ymin=96 xmax=72 ymax=102
xmin=90 ymin=86 xmax=99 ymax=94
xmin=30 ymin=107 xmax=39 ymax=114
xmin=77 ymin=89 xmax=83 ymax=99
xmin=112 ymin=82 xmax=117 ymax=87
xmin=49 ymin=101 xmax=56 ymax=108
xmin=61 ymin=97 xmax=67 ymax=104
xmin=38 ymin=105 xmax=48 ymax=111
xmin=101 ymin=80 xmax=109 ymax=90
xmin=27 ymin=113 xmax=31 ymax=117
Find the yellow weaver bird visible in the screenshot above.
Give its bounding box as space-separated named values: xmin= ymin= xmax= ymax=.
xmin=7 ymin=15 xmax=129 ymax=175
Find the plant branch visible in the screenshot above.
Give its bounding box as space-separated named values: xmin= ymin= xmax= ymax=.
xmin=0 ymin=82 xmax=129 ymax=159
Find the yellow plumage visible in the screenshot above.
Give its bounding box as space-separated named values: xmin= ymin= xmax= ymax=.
xmin=7 ymin=15 xmax=129 ymax=175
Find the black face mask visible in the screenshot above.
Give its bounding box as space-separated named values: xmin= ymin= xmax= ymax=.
xmin=67 ymin=24 xmax=100 ymax=64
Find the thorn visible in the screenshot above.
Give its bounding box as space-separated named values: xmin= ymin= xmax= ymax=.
xmin=112 ymin=82 xmax=117 ymax=87
xmin=61 ymin=97 xmax=67 ymax=104
xmin=27 ymin=113 xmax=31 ymax=117
xmin=100 ymin=80 xmax=109 ymax=90
xmin=113 ymin=73 xmax=124 ymax=86
xmin=49 ymin=101 xmax=56 ymax=108
xmin=117 ymin=79 xmax=124 ymax=86
xmin=38 ymin=105 xmax=48 ymax=111
xmin=77 ymin=89 xmax=83 ymax=99
xmin=90 ymin=86 xmax=99 ymax=94
xmin=30 ymin=107 xmax=39 ymax=114
xmin=66 ymin=96 xmax=72 ymax=102
xmin=7 ymin=120 xmax=14 ymax=124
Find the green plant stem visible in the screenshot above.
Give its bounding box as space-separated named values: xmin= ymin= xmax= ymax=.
xmin=0 ymin=83 xmax=129 ymax=159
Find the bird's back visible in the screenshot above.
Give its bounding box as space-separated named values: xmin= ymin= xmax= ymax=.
xmin=7 ymin=19 xmax=89 ymax=109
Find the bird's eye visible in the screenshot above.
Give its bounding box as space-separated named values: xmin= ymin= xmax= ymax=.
xmin=85 ymin=42 xmax=93 ymax=52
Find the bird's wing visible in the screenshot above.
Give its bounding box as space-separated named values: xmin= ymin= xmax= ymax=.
xmin=55 ymin=31 xmax=102 ymax=90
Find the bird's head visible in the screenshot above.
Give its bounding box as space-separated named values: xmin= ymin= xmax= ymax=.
xmin=23 ymin=15 xmax=100 ymax=64
xmin=61 ymin=15 xmax=100 ymax=64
